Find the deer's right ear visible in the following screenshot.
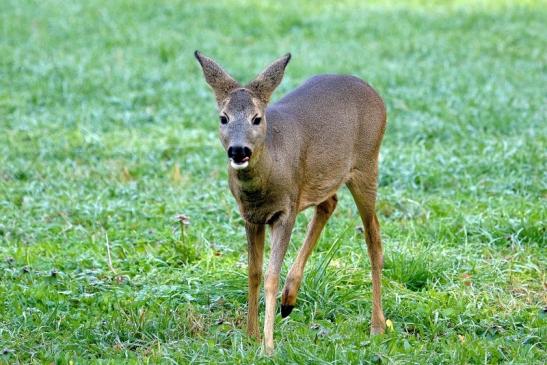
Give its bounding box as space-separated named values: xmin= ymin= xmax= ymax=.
xmin=194 ymin=51 xmax=240 ymax=104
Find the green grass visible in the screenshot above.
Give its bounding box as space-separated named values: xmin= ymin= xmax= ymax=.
xmin=0 ymin=0 xmax=545 ymax=363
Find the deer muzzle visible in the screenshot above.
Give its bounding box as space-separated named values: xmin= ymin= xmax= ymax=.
xmin=228 ymin=145 xmax=252 ymax=170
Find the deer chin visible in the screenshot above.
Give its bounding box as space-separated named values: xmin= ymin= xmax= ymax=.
xmin=230 ymin=158 xmax=249 ymax=170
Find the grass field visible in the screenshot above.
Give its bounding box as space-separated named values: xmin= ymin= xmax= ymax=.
xmin=0 ymin=0 xmax=546 ymax=363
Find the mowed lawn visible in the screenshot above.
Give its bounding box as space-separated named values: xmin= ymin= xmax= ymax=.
xmin=0 ymin=0 xmax=545 ymax=363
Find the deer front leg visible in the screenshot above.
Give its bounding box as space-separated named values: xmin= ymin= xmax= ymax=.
xmin=245 ymin=222 xmax=265 ymax=340
xmin=264 ymin=213 xmax=295 ymax=355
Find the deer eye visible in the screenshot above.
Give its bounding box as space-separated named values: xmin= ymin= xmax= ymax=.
xmin=220 ymin=115 xmax=228 ymax=125
xmin=252 ymin=116 xmax=262 ymax=126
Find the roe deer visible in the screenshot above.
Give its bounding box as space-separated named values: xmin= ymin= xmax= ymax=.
xmin=195 ymin=51 xmax=387 ymax=354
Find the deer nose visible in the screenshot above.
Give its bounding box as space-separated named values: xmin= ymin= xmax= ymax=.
xmin=227 ymin=146 xmax=252 ymax=163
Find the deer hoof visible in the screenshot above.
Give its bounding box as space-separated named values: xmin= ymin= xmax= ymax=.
xmin=281 ymin=304 xmax=294 ymax=318
xmin=370 ymin=326 xmax=385 ymax=335
xmin=263 ymin=343 xmax=275 ymax=356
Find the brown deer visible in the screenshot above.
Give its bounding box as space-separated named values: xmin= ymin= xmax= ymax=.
xmin=195 ymin=51 xmax=387 ymax=354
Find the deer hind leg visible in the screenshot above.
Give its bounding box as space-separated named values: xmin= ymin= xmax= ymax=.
xmin=347 ymin=173 xmax=385 ymax=335
xmin=281 ymin=195 xmax=337 ymax=317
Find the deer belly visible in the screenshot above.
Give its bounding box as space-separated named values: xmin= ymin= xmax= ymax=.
xmin=298 ymin=181 xmax=343 ymax=212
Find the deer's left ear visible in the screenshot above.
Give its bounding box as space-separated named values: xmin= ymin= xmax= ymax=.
xmin=246 ymin=53 xmax=291 ymax=104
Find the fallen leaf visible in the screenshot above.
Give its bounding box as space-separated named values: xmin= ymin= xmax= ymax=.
xmin=171 ymin=164 xmax=182 ymax=183
xmin=386 ymin=319 xmax=394 ymax=331
xmin=121 ymin=167 xmax=133 ymax=181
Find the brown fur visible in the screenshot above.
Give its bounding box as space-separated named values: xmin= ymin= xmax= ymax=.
xmin=195 ymin=51 xmax=387 ymax=354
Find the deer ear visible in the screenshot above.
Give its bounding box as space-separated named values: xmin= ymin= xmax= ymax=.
xmin=195 ymin=51 xmax=240 ymax=104
xmin=246 ymin=53 xmax=291 ymax=104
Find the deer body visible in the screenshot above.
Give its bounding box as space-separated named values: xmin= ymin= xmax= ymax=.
xmin=230 ymin=74 xmax=385 ymax=222
xmin=195 ymin=52 xmax=386 ymax=354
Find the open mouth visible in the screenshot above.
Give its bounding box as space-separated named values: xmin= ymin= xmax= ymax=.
xmin=230 ymin=156 xmax=250 ymax=170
